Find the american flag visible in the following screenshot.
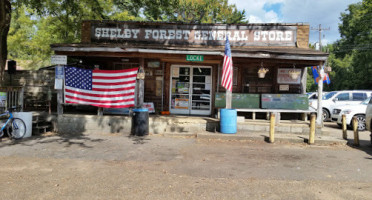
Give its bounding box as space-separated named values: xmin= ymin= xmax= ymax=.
xmin=64 ymin=66 xmax=138 ymax=108
xmin=221 ymin=37 xmax=233 ymax=92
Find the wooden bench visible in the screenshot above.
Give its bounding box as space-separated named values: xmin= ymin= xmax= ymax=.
xmin=217 ymin=108 xmax=314 ymax=122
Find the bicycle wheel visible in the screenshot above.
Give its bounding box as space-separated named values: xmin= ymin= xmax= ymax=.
xmin=8 ymin=118 xmax=26 ymax=139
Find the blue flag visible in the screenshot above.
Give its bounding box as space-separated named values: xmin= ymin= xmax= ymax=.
xmin=312 ymin=66 xmax=330 ymax=85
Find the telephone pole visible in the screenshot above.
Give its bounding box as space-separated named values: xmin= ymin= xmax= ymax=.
xmin=311 ymin=24 xmax=330 ymax=51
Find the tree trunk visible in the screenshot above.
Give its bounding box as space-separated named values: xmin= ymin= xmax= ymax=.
xmin=0 ymin=0 xmax=11 ymax=83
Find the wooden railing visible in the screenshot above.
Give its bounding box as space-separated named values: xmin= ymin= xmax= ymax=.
xmin=0 ymin=86 xmax=24 ymax=112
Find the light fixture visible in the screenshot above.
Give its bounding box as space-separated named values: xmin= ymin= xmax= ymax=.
xmin=257 ymin=62 xmax=269 ymax=78
xmin=288 ymin=63 xmax=301 ymax=80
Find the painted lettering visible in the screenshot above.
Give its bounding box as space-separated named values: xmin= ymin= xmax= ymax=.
xmin=117 ymin=28 xmax=124 ymax=38
xmin=194 ymin=31 xmax=201 ymax=40
xmin=176 ymin=30 xmax=182 ymax=39
xmin=95 ymin=28 xmax=101 ymax=38
xmin=159 ymin=29 xmax=167 ymax=39
xmin=152 ymin=30 xmax=159 ymax=39
xmin=201 ymin=31 xmax=208 ymax=40
xmin=109 ymin=28 xmax=117 ymax=38
xmin=284 ymin=31 xmax=292 ymax=41
xmin=145 ymin=29 xmax=152 ymax=39
xmin=269 ymin=31 xmax=276 ymax=41
xmin=131 ymin=29 xmax=140 ymax=38
xmin=217 ymin=31 xmax=225 ymax=40
xmin=102 ymin=28 xmax=109 ymax=37
xmin=183 ymin=30 xmax=190 ymax=40
xmin=276 ymin=31 xmax=283 ymax=41
xmin=241 ymin=31 xmax=248 ymax=41
xmin=168 ymin=30 xmax=175 ymax=39
xmin=208 ymin=31 xmax=216 ymax=40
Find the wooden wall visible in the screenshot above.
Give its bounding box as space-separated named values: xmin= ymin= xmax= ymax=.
xmin=1 ymin=70 xmax=56 ymax=111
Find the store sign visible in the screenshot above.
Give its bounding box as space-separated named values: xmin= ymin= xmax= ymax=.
xmin=55 ymin=66 xmax=64 ymax=79
xmin=186 ymin=55 xmax=204 ymax=62
xmin=51 ymin=55 xmax=67 ymax=65
xmin=89 ymin=22 xmax=297 ymax=47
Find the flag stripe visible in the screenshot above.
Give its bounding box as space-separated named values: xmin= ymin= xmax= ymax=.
xmin=65 ymin=95 xmax=134 ymax=103
xmin=93 ymin=74 xmax=137 ymax=80
xmin=65 ymin=100 xmax=135 ymax=108
xmin=65 ymin=89 xmax=135 ymax=98
xmin=92 ymin=80 xmax=136 ymax=86
xmin=222 ymin=40 xmax=233 ymax=92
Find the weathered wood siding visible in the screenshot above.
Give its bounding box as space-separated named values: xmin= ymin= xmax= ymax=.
xmin=1 ymin=70 xmax=55 ymax=111
xmin=296 ymin=24 xmax=310 ymax=48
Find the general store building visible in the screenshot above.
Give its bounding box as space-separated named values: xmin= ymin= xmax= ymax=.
xmin=51 ymin=20 xmax=328 ymax=118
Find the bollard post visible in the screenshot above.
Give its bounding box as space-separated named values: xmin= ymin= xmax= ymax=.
xmin=352 ymin=116 xmax=359 ymax=146
xmin=269 ymin=113 xmax=275 ymax=143
xmin=309 ymin=114 xmax=315 ymax=144
xmin=342 ymin=114 xmax=347 ymax=139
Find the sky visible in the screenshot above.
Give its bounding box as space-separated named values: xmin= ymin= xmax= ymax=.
xmin=229 ymin=0 xmax=361 ymax=45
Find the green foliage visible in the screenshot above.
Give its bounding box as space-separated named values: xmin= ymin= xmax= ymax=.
xmin=329 ymin=0 xmax=372 ymax=90
xmin=8 ymin=0 xmax=246 ymax=70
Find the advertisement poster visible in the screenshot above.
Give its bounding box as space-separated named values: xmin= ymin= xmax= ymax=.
xmin=172 ymin=67 xmax=179 ymax=77
xmin=277 ymin=68 xmax=301 ymax=84
xmin=0 ymin=92 xmax=6 ymax=107
xmin=175 ymin=98 xmax=189 ymax=109
xmin=55 ymin=79 xmax=63 ymax=90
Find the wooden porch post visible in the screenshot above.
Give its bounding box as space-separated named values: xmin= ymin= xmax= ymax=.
xmin=137 ymin=58 xmax=145 ymax=108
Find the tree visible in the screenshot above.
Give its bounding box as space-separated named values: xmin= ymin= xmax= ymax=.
xmin=4 ymin=0 xmax=246 ymax=72
xmin=113 ymin=0 xmax=246 ymax=23
xmin=0 ymin=0 xmax=11 ymax=81
xmin=330 ymin=0 xmax=372 ymax=89
xmin=7 ymin=0 xmax=128 ymax=69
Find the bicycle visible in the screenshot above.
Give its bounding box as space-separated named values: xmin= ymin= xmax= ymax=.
xmin=0 ymin=107 xmax=26 ymax=139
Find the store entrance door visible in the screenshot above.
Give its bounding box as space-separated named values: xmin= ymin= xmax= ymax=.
xmin=170 ymin=65 xmax=212 ymax=115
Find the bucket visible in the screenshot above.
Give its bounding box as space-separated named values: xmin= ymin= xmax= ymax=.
xmin=220 ymin=109 xmax=237 ymax=134
xmin=13 ymin=112 xmax=32 ymax=138
xmin=131 ymin=108 xmax=149 ymax=136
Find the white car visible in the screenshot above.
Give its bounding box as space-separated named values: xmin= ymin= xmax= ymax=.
xmin=309 ymin=90 xmax=372 ymax=121
xmin=335 ymin=97 xmax=370 ymax=131
xmin=366 ymin=97 xmax=372 ymax=144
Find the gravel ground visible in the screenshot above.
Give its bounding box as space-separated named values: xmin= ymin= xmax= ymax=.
xmin=0 ymin=130 xmax=371 ymax=199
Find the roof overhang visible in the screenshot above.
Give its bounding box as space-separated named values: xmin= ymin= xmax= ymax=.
xmin=51 ymin=44 xmax=328 ymax=62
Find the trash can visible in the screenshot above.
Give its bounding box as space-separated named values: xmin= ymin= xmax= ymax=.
xmin=13 ymin=112 xmax=33 ymax=138
xmin=131 ymin=108 xmax=149 ymax=136
xmin=220 ymin=109 xmax=237 ymax=134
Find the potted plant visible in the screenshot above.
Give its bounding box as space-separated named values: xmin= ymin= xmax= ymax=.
xmin=288 ymin=69 xmax=301 ymax=79
xmin=258 ymin=67 xmax=269 ymax=78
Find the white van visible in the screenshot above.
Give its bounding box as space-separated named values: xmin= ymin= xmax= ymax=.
xmin=309 ymin=90 xmax=372 ymax=121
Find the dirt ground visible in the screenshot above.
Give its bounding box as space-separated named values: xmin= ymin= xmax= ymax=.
xmin=0 ymin=130 xmax=372 ymax=199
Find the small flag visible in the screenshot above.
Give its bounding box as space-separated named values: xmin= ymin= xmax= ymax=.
xmin=221 ymin=37 xmax=233 ymax=91
xmin=312 ymin=66 xmax=330 ymax=85
xmin=64 ymin=66 xmax=138 ymax=108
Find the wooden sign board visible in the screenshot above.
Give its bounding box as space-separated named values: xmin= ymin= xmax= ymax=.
xmin=89 ymin=21 xmax=297 ymax=47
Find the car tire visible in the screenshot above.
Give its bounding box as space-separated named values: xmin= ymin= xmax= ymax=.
xmin=352 ymin=114 xmax=366 ymax=131
xmin=322 ymin=108 xmax=330 ymax=121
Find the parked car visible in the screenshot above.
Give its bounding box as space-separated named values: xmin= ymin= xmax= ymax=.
xmin=365 ymin=97 xmax=372 ymax=144
xmin=307 ymin=92 xmax=328 ymax=100
xmin=309 ymin=90 xmax=372 ymax=121
xmin=335 ymin=97 xmax=370 ymax=131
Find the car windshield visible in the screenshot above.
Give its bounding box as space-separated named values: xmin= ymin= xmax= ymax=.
xmin=323 ymin=91 xmax=336 ymax=100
